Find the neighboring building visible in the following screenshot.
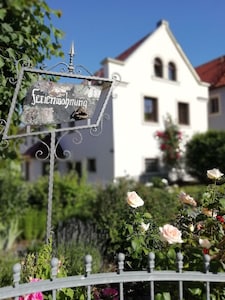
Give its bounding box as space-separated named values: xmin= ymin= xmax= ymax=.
xmin=23 ymin=20 xmax=209 ymax=184
xmin=195 ymin=56 xmax=225 ymax=130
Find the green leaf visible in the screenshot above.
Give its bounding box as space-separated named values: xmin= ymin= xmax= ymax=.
xmin=1 ymin=23 xmax=13 ymax=32
xmin=0 ymin=35 xmax=10 ymax=43
xmin=167 ymin=247 xmax=176 ymax=260
xmin=219 ymin=198 xmax=225 ymax=208
xmin=143 ymin=212 xmax=152 ymax=219
xmin=127 ymin=224 xmax=133 ymax=234
xmin=131 ymin=239 xmax=138 ymax=250
xmin=0 ymin=57 xmax=4 ymax=68
xmin=6 ymin=48 xmax=16 ymax=58
xmin=188 ymin=287 xmax=202 ymax=295
xmin=162 ymin=292 xmax=171 ymax=300
xmin=155 ymin=293 xmax=171 ymax=300
xmin=0 ymin=8 xmax=6 ymax=20
xmin=155 ymin=293 xmax=163 ymax=300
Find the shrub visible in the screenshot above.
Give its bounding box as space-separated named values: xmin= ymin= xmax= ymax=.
xmin=19 ymin=208 xmax=46 ymax=241
xmin=27 ymin=171 xmax=97 ymax=227
xmin=93 ymin=177 xmax=181 ymax=262
xmin=0 ymin=253 xmax=18 ymax=287
xmin=185 ymin=130 xmax=225 ymax=183
xmin=56 ymin=241 xmax=102 ymax=275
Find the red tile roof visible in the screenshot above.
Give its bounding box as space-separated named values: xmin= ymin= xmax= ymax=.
xmin=195 ymin=56 xmax=225 ymax=88
xmin=115 ymin=33 xmax=150 ymax=61
xmin=94 ymin=33 xmax=150 ymax=78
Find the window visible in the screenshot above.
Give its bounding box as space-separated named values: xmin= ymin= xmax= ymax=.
xmin=87 ymin=158 xmax=96 ymax=172
xmin=154 ymin=58 xmax=163 ymax=77
xmin=168 ymin=62 xmax=176 ymax=81
xmin=145 ymin=158 xmax=159 ymax=173
xmin=178 ymin=102 xmax=189 ymax=125
xmin=144 ymin=97 xmax=158 ymax=122
xmin=209 ymin=97 xmax=219 ymax=114
xmin=67 ymin=161 xmax=82 ymax=177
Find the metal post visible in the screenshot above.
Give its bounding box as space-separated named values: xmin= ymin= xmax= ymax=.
xmin=46 ymin=131 xmax=56 ymax=242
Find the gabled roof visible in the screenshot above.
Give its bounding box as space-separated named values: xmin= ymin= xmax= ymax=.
xmin=195 ymin=56 xmax=225 ymax=89
xmin=98 ymin=20 xmax=206 ymax=85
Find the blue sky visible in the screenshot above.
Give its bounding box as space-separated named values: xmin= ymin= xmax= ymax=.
xmin=46 ymin=0 xmax=225 ymax=74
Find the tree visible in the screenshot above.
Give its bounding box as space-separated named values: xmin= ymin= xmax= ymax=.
xmin=0 ymin=0 xmax=64 ymax=158
xmin=185 ymin=130 xmax=225 ymax=183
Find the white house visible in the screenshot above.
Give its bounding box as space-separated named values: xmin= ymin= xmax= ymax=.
xmin=23 ymin=20 xmax=209 ymax=185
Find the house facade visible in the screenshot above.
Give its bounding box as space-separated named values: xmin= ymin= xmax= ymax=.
xmin=23 ymin=20 xmax=209 ymax=185
xmin=196 ymin=56 xmax=225 ymax=130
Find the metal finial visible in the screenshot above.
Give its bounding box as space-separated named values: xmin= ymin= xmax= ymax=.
xmin=68 ymin=41 xmax=75 ymax=73
xmin=70 ymin=41 xmax=75 ymax=56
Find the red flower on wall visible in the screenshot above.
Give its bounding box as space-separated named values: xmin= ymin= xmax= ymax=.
xmin=155 ymin=115 xmax=183 ymax=168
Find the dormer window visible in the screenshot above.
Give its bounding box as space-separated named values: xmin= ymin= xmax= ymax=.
xmin=168 ymin=62 xmax=176 ymax=81
xmin=154 ymin=58 xmax=163 ymax=78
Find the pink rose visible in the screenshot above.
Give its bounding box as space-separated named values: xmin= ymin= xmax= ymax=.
xmin=127 ymin=191 xmax=144 ymax=208
xmin=19 ymin=278 xmax=43 ymax=300
xmin=179 ymin=191 xmax=197 ymax=207
xmin=159 ymin=224 xmax=183 ymax=244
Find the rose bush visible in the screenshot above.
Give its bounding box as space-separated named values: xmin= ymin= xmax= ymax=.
xmin=20 ymin=236 xmax=74 ymax=300
xmin=93 ymin=286 xmax=119 ymax=300
xmin=113 ymin=168 xmax=225 ymax=299
xmin=155 ymin=114 xmax=183 ymax=168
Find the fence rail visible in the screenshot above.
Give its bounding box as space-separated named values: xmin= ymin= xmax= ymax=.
xmin=0 ymin=252 xmax=224 ymax=300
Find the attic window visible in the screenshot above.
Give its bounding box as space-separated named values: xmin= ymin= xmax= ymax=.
xmin=154 ymin=58 xmax=163 ymax=78
xmin=168 ymin=62 xmax=176 ymax=81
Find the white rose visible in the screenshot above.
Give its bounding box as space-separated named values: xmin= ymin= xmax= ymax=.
xmin=140 ymin=222 xmax=150 ymax=232
xmin=127 ymin=191 xmax=144 ymax=208
xmin=159 ymin=224 xmax=183 ymax=244
xmin=207 ymin=168 xmax=224 ymax=180
xmin=199 ymin=238 xmax=211 ymax=249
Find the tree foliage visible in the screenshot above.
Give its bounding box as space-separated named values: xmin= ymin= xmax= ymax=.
xmin=185 ymin=130 xmax=225 ymax=183
xmin=0 ymin=0 xmax=64 ymax=158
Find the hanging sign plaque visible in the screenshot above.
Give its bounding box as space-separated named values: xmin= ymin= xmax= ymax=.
xmin=21 ymin=80 xmax=103 ymax=125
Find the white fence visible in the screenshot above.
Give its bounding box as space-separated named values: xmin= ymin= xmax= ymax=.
xmin=0 ymin=252 xmax=224 ymax=300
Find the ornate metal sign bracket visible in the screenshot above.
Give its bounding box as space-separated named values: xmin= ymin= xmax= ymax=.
xmin=1 ymin=43 xmax=119 ymax=242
